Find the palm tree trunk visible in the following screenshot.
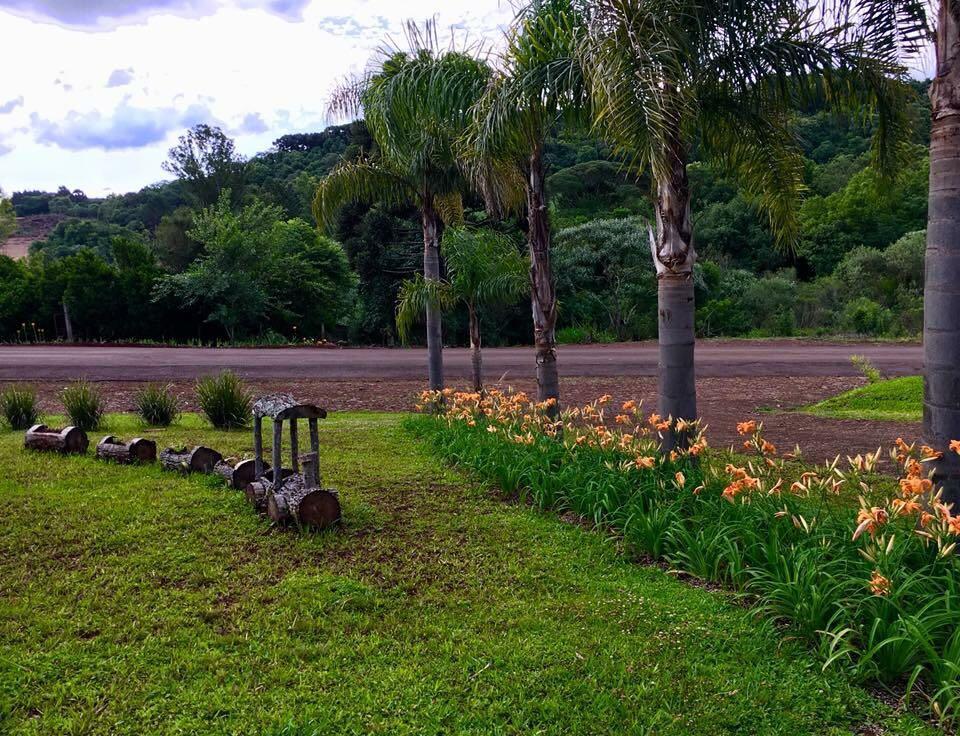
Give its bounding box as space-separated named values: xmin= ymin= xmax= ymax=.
xmin=468 ymin=303 xmax=483 ymax=392
xmin=421 ymin=200 xmax=444 ymax=391
xmin=527 ymin=145 xmax=559 ymax=414
xmin=925 ymin=1 xmax=960 ymax=506
xmin=652 ymin=131 xmax=696 ymax=451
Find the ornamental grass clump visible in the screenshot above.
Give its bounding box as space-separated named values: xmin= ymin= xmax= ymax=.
xmin=408 ymin=388 xmax=960 ymax=726
xmin=134 ymin=383 xmax=180 ymax=427
xmin=61 ymin=380 xmax=104 ymax=431
xmin=196 ymin=371 xmax=251 ymax=429
xmin=0 ymin=384 xmax=40 ymax=430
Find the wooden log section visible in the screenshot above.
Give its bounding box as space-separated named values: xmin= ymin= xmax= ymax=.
xmin=159 ymin=445 xmax=223 ymax=474
xmin=266 ymin=476 xmax=341 ymax=530
xmin=214 ymin=458 xmax=265 ymax=489
xmin=96 ymin=436 xmax=156 ymax=464
xmin=245 ymin=480 xmax=271 ymax=513
xmin=24 ymin=424 xmax=88 ymax=455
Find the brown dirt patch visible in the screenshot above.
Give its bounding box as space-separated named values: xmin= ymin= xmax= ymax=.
xmin=2 ymin=374 xmax=919 ymax=464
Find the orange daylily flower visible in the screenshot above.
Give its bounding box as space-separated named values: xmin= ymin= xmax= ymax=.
xmin=951 ymin=440 xmax=960 ymax=455
xmin=736 ymin=420 xmax=757 ymax=436
xmin=675 ymin=471 xmax=686 ymax=488
xmin=761 ymin=440 xmax=777 ymax=455
xmin=854 ymin=507 xmax=889 ymax=540
xmin=869 ymin=570 xmax=891 ymax=597
xmin=635 ymin=455 xmax=656 ymax=469
xmin=622 ymin=400 xmax=637 ymax=412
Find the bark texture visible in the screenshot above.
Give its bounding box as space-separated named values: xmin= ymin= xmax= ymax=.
xmin=468 ymin=304 xmax=483 ymax=392
xmin=422 ymin=199 xmax=444 ymax=391
xmin=527 ymin=147 xmax=559 ymax=414
xmin=652 ymin=125 xmax=697 ymax=451
xmin=926 ymin=2 xmax=960 ymax=506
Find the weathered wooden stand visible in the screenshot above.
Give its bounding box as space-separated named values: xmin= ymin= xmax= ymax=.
xmin=159 ymin=445 xmax=223 ymax=474
xmin=24 ymin=424 xmax=88 ymax=455
xmin=96 ymin=435 xmax=157 ymax=464
xmin=246 ymin=393 xmax=340 ymax=530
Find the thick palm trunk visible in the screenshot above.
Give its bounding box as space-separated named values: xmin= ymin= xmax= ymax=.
xmin=527 ymin=146 xmax=559 ymax=414
xmin=652 ymin=133 xmax=696 ymax=451
xmin=925 ymin=2 xmax=960 ymax=506
xmin=421 ymin=201 xmax=444 ymax=391
xmin=468 ymin=304 xmax=483 ymax=393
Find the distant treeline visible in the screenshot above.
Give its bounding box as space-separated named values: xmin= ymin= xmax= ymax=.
xmin=0 ymin=82 xmax=931 ymax=344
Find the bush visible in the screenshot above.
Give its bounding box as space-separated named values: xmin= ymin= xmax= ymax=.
xmin=134 ymin=383 xmax=180 ymax=426
xmin=60 ymin=380 xmax=104 ymax=431
xmin=0 ymin=385 xmax=40 ymax=430
xmin=196 ymin=371 xmax=251 ymax=429
xmin=842 ymin=297 xmax=892 ymax=336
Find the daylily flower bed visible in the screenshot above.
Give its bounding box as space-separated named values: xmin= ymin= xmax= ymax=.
xmin=408 ymin=388 xmax=960 ymax=726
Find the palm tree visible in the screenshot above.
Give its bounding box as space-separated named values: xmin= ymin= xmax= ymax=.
xmin=314 ymin=23 xmax=491 ymax=391
xmin=579 ymin=0 xmax=909 ymax=449
xmin=396 ymin=227 xmax=528 ymax=392
xmin=835 ymin=0 xmax=960 ymax=503
xmin=467 ymin=0 xmax=588 ymax=413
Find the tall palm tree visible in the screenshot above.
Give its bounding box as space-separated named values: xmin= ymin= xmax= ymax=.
xmin=579 ymin=0 xmax=909 ymax=449
xmin=468 ymin=0 xmax=588 ymax=413
xmin=314 ymin=23 xmax=491 ymax=391
xmin=396 ymin=227 xmax=528 ymax=392
xmin=838 ymin=0 xmax=960 ymax=503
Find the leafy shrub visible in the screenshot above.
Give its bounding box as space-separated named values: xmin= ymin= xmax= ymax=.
xmin=60 ymin=380 xmax=104 ymax=431
xmin=134 ymin=383 xmax=180 ymax=426
xmin=0 ymin=385 xmax=40 ymax=430
xmin=842 ymin=297 xmax=892 ymax=336
xmin=556 ymin=326 xmax=592 ymax=344
xmin=196 ymin=371 xmax=251 ymax=429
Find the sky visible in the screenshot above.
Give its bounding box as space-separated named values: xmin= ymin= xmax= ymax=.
xmin=0 ymin=0 xmax=514 ymax=196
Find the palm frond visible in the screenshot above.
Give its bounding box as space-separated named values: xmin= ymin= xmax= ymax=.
xmin=442 ymin=227 xmax=529 ymax=306
xmin=395 ymin=274 xmax=454 ymax=344
xmin=312 ymin=158 xmax=415 ymax=230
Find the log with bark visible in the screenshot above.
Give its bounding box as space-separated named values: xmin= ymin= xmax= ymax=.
xmin=213 ymin=458 xmax=265 ymax=489
xmin=245 ymin=480 xmax=270 ymax=513
xmin=96 ymin=435 xmax=156 ymax=464
xmin=159 ymin=445 xmax=223 ymax=474
xmin=266 ymin=476 xmax=341 ymax=530
xmin=24 ymin=424 xmax=88 ymax=455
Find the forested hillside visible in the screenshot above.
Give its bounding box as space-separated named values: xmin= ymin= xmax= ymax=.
xmin=0 ymin=82 xmax=931 ymax=345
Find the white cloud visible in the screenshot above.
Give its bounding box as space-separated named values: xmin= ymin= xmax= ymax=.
xmin=0 ymin=0 xmax=513 ymax=194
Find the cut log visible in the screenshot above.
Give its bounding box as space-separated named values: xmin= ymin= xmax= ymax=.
xmin=266 ymin=475 xmax=341 ymax=530
xmin=231 ymin=458 xmax=261 ymax=490
xmin=24 ymin=424 xmax=88 ymax=455
xmin=159 ymin=445 xmax=223 ymax=474
xmin=213 ymin=460 xmax=236 ymax=485
xmin=245 ymin=480 xmax=271 ymax=513
xmin=96 ymin=436 xmax=156 ymax=464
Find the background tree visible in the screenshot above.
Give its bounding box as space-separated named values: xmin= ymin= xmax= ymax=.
xmin=469 ymin=0 xmax=588 ymax=411
xmin=315 ymin=23 xmax=491 ymax=390
xmin=581 ymin=0 xmax=909 ymax=448
xmin=0 ymin=188 xmax=16 ymax=243
xmin=163 ymin=124 xmax=247 ymax=208
xmin=396 ymin=228 xmax=528 ymax=391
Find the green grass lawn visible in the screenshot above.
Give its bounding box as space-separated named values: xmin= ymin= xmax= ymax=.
xmin=0 ymin=413 xmax=936 ymax=735
xmin=802 ymin=375 xmax=923 ymax=421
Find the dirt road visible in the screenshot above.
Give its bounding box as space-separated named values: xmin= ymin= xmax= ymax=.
xmin=0 ymin=340 xmax=922 ymax=381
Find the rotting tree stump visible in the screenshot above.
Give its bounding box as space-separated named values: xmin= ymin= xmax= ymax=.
xmin=96 ymin=436 xmax=156 ymax=464
xmin=159 ymin=445 xmax=222 ymax=474
xmin=24 ymin=424 xmax=88 ymax=455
